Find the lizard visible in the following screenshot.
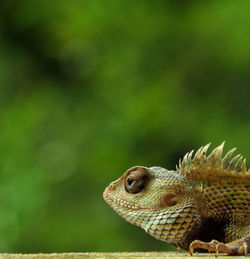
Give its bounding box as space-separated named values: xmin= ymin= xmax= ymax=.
xmin=103 ymin=142 xmax=250 ymax=256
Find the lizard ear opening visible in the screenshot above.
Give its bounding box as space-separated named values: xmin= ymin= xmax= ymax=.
xmin=161 ymin=193 xmax=180 ymax=207
xmin=124 ymin=167 xmax=150 ymax=194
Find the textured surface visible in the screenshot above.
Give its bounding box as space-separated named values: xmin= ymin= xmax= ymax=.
xmin=103 ymin=143 xmax=250 ymax=255
xmin=0 ymin=253 xmax=247 ymax=259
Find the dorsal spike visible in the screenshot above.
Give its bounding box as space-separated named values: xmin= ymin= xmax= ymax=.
xmin=235 ymin=156 xmax=243 ymax=172
xmin=188 ymin=150 xmax=194 ymax=160
xmin=181 ymin=150 xmax=194 ymax=170
xmin=241 ymin=159 xmax=247 ymax=173
xmin=200 ymin=143 xmax=211 ymax=158
xmin=178 ymin=143 xmax=249 ymax=184
xmin=179 ymin=158 xmax=182 ymax=169
xmin=208 ymin=142 xmax=224 ymax=159
xmin=207 ymin=142 xmax=225 ymax=168
xmin=223 ymin=148 xmax=236 ymax=168
xmin=181 ymin=153 xmax=189 ymax=169
xmin=194 ymin=145 xmax=204 ymax=159
xmin=229 ymin=154 xmax=241 ymax=169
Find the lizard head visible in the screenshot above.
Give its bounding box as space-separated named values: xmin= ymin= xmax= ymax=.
xmin=103 ymin=166 xmax=201 ymax=247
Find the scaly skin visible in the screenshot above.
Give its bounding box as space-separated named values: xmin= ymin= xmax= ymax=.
xmin=103 ymin=143 xmax=250 ymax=255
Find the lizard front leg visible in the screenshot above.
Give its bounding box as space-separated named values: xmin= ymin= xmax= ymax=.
xmin=189 ymin=235 xmax=250 ymax=256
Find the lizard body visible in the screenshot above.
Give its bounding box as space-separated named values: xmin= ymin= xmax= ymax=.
xmin=103 ymin=143 xmax=250 ymax=255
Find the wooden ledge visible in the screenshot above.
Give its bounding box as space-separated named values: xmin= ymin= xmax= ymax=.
xmin=0 ymin=252 xmax=246 ymax=259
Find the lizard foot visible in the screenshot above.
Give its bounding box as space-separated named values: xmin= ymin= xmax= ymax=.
xmin=189 ymin=235 xmax=250 ymax=256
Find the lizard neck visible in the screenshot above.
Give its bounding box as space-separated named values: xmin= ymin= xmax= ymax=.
xmin=140 ymin=198 xmax=203 ymax=250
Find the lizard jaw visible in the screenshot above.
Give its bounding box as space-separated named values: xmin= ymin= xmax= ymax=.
xmin=103 ymin=188 xmax=144 ymax=210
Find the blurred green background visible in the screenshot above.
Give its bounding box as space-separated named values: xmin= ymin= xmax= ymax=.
xmin=0 ymin=0 xmax=249 ymax=253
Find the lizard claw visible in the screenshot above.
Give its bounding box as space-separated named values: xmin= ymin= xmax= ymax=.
xmin=189 ymin=236 xmax=250 ymax=256
xmin=189 ymin=239 xmax=217 ymax=255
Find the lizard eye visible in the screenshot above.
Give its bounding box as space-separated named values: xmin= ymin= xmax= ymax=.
xmin=125 ymin=167 xmax=150 ymax=194
xmin=127 ymin=178 xmax=134 ymax=186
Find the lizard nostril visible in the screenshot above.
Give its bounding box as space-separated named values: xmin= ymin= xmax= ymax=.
xmin=109 ymin=184 xmax=115 ymax=190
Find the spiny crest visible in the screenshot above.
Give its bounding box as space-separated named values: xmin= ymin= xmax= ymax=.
xmin=177 ymin=142 xmax=250 ymax=185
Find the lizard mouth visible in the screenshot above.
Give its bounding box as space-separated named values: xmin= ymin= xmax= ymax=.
xmin=103 ymin=190 xmax=144 ymax=210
